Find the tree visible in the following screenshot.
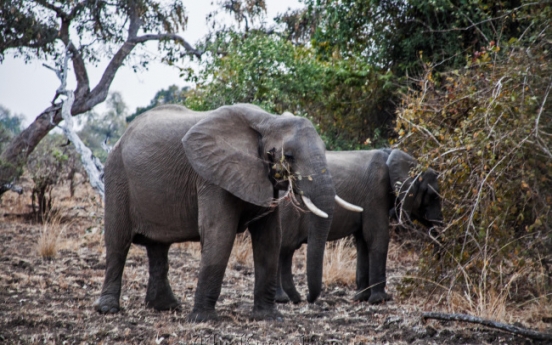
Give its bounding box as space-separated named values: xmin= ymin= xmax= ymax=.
xmin=0 ymin=0 xmax=205 ymax=195
xmin=186 ymin=31 xmax=395 ymax=150
xmin=280 ymin=0 xmax=531 ymax=75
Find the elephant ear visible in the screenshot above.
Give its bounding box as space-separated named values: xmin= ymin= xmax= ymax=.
xmin=386 ymin=149 xmax=420 ymax=219
xmin=182 ymin=106 xmax=273 ymax=207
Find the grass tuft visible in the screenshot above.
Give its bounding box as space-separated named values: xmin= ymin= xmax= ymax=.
xmin=36 ymin=212 xmax=66 ymax=259
xmin=322 ymin=238 xmax=356 ymax=287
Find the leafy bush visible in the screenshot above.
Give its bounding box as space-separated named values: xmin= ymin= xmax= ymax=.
xmin=394 ymin=34 xmax=552 ymax=315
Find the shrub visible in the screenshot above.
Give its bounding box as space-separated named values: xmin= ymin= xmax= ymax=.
xmin=27 ymin=135 xmax=83 ymax=220
xmin=394 ymin=35 xmax=552 ymax=315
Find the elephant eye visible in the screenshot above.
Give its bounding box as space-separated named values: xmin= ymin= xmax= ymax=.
xmin=284 ymin=153 xmax=294 ymax=162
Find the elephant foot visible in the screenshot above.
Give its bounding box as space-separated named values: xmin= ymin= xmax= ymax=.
xmin=187 ymin=309 xmax=218 ymax=323
xmin=94 ymin=295 xmax=120 ymax=314
xmin=145 ymin=297 xmax=181 ymax=311
xmin=251 ymin=307 xmax=283 ymax=322
xmin=145 ymin=281 xmax=181 ymax=311
xmin=275 ymin=289 xmax=291 ymax=304
xmin=368 ymin=291 xmax=392 ymax=305
xmin=353 ymin=288 xmax=371 ymax=302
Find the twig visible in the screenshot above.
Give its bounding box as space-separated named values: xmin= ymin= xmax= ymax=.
xmin=535 ymin=80 xmax=552 ymax=159
xmin=422 ymin=312 xmax=552 ymax=341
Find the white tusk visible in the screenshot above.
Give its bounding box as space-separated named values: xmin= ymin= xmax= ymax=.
xmin=301 ymin=195 xmax=329 ymax=218
xmin=335 ymin=195 xmax=364 ymax=212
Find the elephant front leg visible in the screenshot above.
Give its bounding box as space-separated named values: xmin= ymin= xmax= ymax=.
xmin=188 ymin=190 xmax=239 ymax=323
xmin=249 ymin=214 xmax=283 ymax=321
xmin=145 ymin=242 xmax=180 ymax=311
xmin=188 ymin=242 xmax=235 ymax=322
xmin=275 ymin=261 xmax=290 ymax=303
xmin=278 ymin=249 xmax=302 ymax=304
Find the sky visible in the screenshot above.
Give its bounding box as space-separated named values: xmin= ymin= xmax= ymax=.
xmin=0 ymin=1 xmax=303 ymax=126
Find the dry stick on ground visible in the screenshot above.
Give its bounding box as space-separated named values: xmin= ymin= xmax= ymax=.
xmin=422 ymin=312 xmax=552 ymax=341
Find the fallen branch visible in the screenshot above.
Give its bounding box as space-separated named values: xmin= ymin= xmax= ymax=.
xmin=422 ymin=312 xmax=552 ymax=341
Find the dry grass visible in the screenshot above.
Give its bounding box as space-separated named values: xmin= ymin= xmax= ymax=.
xmin=230 ymin=232 xmax=253 ymax=267
xmin=177 ymin=241 xmax=202 ymax=260
xmin=36 ymin=212 xmax=67 ymax=259
xmin=322 ymin=238 xmax=357 ymax=287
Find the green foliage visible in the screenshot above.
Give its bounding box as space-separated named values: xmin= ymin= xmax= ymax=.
xmin=0 ymin=106 xmax=24 ymax=178
xmin=186 ymin=32 xmax=395 ymax=150
xmin=0 ymin=106 xmax=23 ymax=152
xmin=27 ymin=134 xmax=83 ymax=220
xmin=126 ymin=85 xmax=189 ymax=123
xmin=0 ymin=0 xmax=187 ymax=64
xmin=298 ymin=0 xmax=534 ymax=76
xmin=0 ymin=105 xmax=23 ymax=135
xmin=78 ymin=92 xmax=127 ymax=162
xmin=395 ymin=32 xmax=552 ymax=308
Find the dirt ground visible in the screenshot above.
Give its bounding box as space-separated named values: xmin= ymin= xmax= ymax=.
xmin=0 ymin=178 xmax=543 ymax=344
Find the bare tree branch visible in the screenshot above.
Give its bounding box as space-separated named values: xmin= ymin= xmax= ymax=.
xmin=47 ymin=47 xmax=105 ymax=199
xmin=422 ymin=312 xmax=552 ymax=341
xmin=132 ymin=34 xmax=205 ymax=58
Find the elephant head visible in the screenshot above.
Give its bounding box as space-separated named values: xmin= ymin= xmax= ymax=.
xmin=181 ymin=104 xmax=340 ymax=302
xmin=386 ymin=149 xmax=443 ymax=228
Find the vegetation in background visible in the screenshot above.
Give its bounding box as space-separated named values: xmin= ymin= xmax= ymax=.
xmin=0 ymin=106 xmax=24 ymax=187
xmin=126 ymin=85 xmax=189 ymax=123
xmin=186 ymin=32 xmax=395 ymax=150
xmin=395 ymin=22 xmax=552 ymax=314
xmin=27 ymin=135 xmax=83 ymax=220
xmin=288 ymin=0 xmax=530 ymax=76
xmin=78 ymin=92 xmax=127 ymax=162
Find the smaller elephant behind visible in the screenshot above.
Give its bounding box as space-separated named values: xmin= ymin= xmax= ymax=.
xmin=382 ymin=148 xmax=443 ymax=229
xmin=276 ymin=149 xmax=443 ymax=304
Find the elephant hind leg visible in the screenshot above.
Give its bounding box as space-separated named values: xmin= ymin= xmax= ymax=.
xmin=353 ymin=231 xmax=371 ymax=302
xmin=145 ymin=242 xmax=181 ymax=311
xmin=95 ymin=241 xmax=130 ymax=313
xmin=96 ymin=180 xmax=132 ymax=314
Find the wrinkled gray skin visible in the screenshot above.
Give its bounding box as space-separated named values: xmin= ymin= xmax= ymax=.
xmin=275 ymin=149 xmax=443 ymax=304
xmin=95 ymin=104 xmax=336 ymax=322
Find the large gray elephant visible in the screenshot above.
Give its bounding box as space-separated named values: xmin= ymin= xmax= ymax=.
xmin=94 ymin=104 xmax=360 ymax=322
xmin=275 ymin=149 xmax=443 ymax=304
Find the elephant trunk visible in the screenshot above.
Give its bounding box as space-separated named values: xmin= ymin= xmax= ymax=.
xmin=303 ymin=175 xmax=335 ymax=303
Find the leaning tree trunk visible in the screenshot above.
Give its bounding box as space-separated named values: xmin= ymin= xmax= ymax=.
xmin=0 ymin=106 xmax=62 ymax=192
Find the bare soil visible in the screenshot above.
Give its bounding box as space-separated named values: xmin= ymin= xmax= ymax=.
xmin=0 ymin=179 xmax=540 ymax=344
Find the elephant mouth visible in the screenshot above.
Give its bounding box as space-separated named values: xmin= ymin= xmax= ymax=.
xmin=267 ymin=158 xmax=363 ymax=218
